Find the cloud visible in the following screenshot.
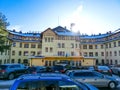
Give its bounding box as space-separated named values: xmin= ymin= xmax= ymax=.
xmin=61 ymin=4 xmax=106 ymax=35
xmin=8 ymin=25 xmax=23 ymax=31
xmin=61 ymin=5 xmax=83 ymax=31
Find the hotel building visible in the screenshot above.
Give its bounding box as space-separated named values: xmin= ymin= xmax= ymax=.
xmin=0 ymin=26 xmax=120 ymax=66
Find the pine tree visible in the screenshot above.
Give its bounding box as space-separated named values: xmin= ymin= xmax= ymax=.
xmin=0 ymin=12 xmax=11 ymax=52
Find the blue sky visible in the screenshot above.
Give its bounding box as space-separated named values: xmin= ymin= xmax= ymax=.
xmin=0 ymin=0 xmax=120 ymax=35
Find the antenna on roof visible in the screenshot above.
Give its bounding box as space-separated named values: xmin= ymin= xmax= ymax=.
xmin=70 ymin=23 xmax=75 ymax=31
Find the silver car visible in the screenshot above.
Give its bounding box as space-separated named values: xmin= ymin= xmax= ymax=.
xmin=66 ymin=70 xmax=119 ymax=89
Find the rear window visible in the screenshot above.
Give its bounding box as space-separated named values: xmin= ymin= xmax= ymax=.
xmin=98 ymin=66 xmax=110 ymax=70
xmin=0 ymin=65 xmax=7 ymax=70
xmin=53 ymin=65 xmax=64 ymax=70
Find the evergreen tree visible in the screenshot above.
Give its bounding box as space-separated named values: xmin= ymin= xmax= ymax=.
xmin=0 ymin=12 xmax=11 ymax=52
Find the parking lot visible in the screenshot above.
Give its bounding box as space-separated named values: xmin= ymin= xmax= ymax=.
xmin=0 ymin=74 xmax=120 ymax=90
xmin=0 ymin=64 xmax=120 ymax=90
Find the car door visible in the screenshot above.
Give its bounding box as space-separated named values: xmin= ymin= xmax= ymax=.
xmin=92 ymin=71 xmax=108 ymax=87
xmin=72 ymin=72 xmax=95 ymax=85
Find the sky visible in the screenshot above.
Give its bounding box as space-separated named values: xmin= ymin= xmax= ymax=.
xmin=0 ymin=0 xmax=120 ymax=35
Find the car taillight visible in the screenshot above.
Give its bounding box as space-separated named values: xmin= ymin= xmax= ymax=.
xmin=97 ymin=70 xmax=102 ymax=72
xmin=60 ymin=70 xmax=65 ymax=73
xmin=0 ymin=70 xmax=6 ymax=73
xmin=32 ymin=71 xmax=37 ymax=74
xmin=109 ymin=69 xmax=112 ymax=73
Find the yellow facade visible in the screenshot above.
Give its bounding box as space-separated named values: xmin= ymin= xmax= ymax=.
xmin=29 ymin=56 xmax=96 ymax=66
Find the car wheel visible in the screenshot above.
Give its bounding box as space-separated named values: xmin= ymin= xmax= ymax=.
xmin=108 ymin=81 xmax=116 ymax=89
xmin=8 ymin=73 xmax=15 ymax=80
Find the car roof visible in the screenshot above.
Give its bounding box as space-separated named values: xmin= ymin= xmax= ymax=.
xmin=18 ymin=73 xmax=71 ymax=81
xmin=67 ymin=69 xmax=94 ymax=73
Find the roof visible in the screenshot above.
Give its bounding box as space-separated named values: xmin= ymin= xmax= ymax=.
xmin=17 ymin=73 xmax=71 ymax=80
xmin=8 ymin=30 xmax=40 ymax=37
xmin=80 ymin=34 xmax=110 ymax=39
xmin=52 ymin=26 xmax=79 ymax=36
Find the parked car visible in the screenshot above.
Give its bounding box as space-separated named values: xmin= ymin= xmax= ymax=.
xmin=111 ymin=67 xmax=120 ymax=76
xmin=26 ymin=66 xmax=47 ymax=74
xmin=10 ymin=73 xmax=99 ymax=90
xmin=0 ymin=63 xmax=27 ymax=80
xmin=88 ymin=65 xmax=112 ymax=76
xmin=66 ymin=70 xmax=119 ymax=89
xmin=52 ymin=64 xmax=71 ymax=73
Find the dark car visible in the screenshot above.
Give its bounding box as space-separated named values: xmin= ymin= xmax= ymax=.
xmin=111 ymin=67 xmax=120 ymax=76
xmin=0 ymin=63 xmax=27 ymax=80
xmin=88 ymin=65 xmax=112 ymax=76
xmin=52 ymin=64 xmax=71 ymax=73
xmin=10 ymin=73 xmax=99 ymax=90
xmin=26 ymin=66 xmax=47 ymax=74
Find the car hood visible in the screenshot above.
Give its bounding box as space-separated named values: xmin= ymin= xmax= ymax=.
xmin=85 ymin=83 xmax=99 ymax=90
xmin=105 ymin=75 xmax=116 ymax=80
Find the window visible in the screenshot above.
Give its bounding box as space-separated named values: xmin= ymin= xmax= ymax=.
xmin=24 ymin=44 xmax=29 ymax=48
xmin=76 ymin=44 xmax=77 ymax=48
xmin=89 ymin=45 xmax=93 ymax=49
xmin=95 ymin=45 xmax=98 ymax=49
xmin=48 ymin=38 xmax=50 ymax=42
xmin=12 ymin=51 xmax=15 ymax=55
xmin=106 ymin=51 xmax=108 ymax=56
xmin=19 ymin=51 xmax=22 ymax=56
xmin=51 ymin=38 xmax=54 ymax=42
xmin=45 ymin=37 xmax=47 ymax=42
xmin=95 ymin=52 xmax=98 ymax=56
xmin=114 ymin=51 xmax=117 ymax=56
xmin=18 ymin=59 xmax=21 ymax=63
xmin=89 ymin=52 xmax=93 ymax=57
xmin=31 ymin=44 xmax=36 ymax=48
xmin=118 ymin=41 xmax=120 ymax=46
xmin=101 ymin=52 xmax=104 ymax=56
xmin=31 ymin=51 xmax=35 ymax=56
xmin=45 ymin=47 xmax=48 ymax=52
xmin=105 ymin=44 xmax=108 ymax=48
xmin=71 ymin=43 xmax=74 ymax=48
xmin=114 ymin=42 xmax=116 ymax=47
xmin=110 ymin=59 xmax=113 ymax=65
xmin=110 ymin=51 xmax=112 ymax=56
xmin=17 ymin=80 xmax=80 ymax=90
xmin=62 ymin=43 xmax=65 ymax=48
xmin=101 ymin=45 xmax=104 ymax=49
xmin=102 ymin=59 xmax=105 ymax=65
xmin=11 ymin=59 xmax=15 ymax=63
xmin=119 ymin=51 xmax=120 ymax=56
xmin=50 ymin=47 xmax=53 ymax=52
xmin=19 ymin=42 xmax=22 ymax=48
xmin=24 ymin=51 xmax=28 ymax=56
xmin=109 ymin=43 xmax=111 ymax=48
xmin=12 ymin=42 xmax=16 ymax=47
xmin=37 ymin=51 xmax=41 ymax=56
xmin=58 ymin=51 xmax=65 ymax=56
xmin=71 ymin=52 xmax=74 ymax=56
xmin=38 ymin=44 xmax=41 ymax=48
xmin=58 ymin=43 xmax=61 ymax=48
xmin=84 ymin=52 xmax=87 ymax=57
xmin=83 ymin=45 xmax=87 ymax=49
xmin=115 ymin=60 xmax=118 ymax=64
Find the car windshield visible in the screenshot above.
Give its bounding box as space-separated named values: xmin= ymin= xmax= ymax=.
xmin=98 ymin=66 xmax=110 ymax=70
xmin=16 ymin=80 xmax=83 ymax=90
